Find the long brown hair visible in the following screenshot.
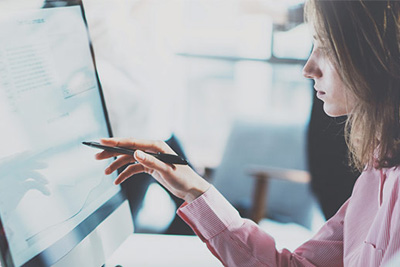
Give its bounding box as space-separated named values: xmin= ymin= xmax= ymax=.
xmin=305 ymin=0 xmax=400 ymax=171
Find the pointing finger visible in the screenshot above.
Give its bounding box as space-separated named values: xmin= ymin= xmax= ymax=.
xmin=114 ymin=163 xmax=145 ymax=185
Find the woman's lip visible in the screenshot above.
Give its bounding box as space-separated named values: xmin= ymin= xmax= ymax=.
xmin=314 ymin=86 xmax=326 ymax=98
xmin=316 ymin=91 xmax=326 ymax=98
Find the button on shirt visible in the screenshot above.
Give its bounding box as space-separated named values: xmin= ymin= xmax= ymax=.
xmin=177 ymin=166 xmax=400 ymax=267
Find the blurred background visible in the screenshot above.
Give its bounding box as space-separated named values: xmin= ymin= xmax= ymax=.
xmin=82 ymin=0 xmax=358 ymax=251
xmin=83 ymin=0 xmax=311 ymax=167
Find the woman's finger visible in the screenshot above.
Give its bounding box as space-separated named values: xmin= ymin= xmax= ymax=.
xmin=100 ymin=138 xmax=174 ymax=154
xmin=95 ymin=150 xmax=120 ymax=160
xmin=114 ymin=163 xmax=145 ymax=185
xmin=134 ymin=150 xmax=173 ymax=173
xmin=105 ymin=155 xmax=136 ymax=175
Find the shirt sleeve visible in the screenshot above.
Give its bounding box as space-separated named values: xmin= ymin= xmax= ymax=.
xmin=177 ymin=185 xmax=347 ymax=267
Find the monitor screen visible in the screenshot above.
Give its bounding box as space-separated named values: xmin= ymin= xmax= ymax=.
xmin=0 ymin=1 xmax=128 ymax=266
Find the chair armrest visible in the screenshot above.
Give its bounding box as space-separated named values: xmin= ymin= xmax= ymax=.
xmin=248 ymin=165 xmax=310 ymax=183
xmin=247 ymin=165 xmax=310 ymax=223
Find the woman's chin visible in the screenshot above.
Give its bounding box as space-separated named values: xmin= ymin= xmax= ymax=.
xmin=323 ymin=104 xmax=348 ymax=117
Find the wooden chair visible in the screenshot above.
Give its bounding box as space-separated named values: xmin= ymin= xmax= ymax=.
xmin=210 ymin=120 xmax=315 ymax=228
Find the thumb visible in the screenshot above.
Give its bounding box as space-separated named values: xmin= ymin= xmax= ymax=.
xmin=134 ymin=150 xmax=168 ymax=173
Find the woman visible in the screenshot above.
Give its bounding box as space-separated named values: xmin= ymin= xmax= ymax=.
xmin=95 ymin=0 xmax=400 ymax=266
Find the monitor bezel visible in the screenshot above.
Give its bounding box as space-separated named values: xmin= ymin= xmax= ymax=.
xmin=0 ymin=1 xmax=126 ymax=266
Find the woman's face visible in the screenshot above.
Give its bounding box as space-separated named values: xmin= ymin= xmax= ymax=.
xmin=302 ymin=39 xmax=356 ymax=117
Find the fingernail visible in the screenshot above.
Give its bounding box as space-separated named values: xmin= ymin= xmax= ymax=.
xmin=105 ymin=168 xmax=110 ymax=175
xmin=100 ymin=138 xmax=110 ymax=144
xmin=136 ymin=150 xmax=146 ymax=161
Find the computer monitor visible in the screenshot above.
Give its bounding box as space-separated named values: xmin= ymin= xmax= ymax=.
xmin=0 ymin=0 xmax=133 ymax=266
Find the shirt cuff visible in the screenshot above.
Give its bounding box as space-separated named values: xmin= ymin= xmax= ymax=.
xmin=177 ymin=185 xmax=242 ymax=241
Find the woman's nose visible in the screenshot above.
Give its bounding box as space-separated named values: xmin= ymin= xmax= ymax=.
xmin=302 ymin=57 xmax=322 ymax=79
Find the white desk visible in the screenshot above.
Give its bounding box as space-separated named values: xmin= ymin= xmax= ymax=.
xmin=105 ymin=233 xmax=222 ymax=267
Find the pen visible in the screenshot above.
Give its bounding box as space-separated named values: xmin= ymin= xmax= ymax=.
xmin=82 ymin=141 xmax=189 ymax=165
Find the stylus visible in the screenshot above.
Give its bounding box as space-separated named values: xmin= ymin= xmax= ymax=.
xmin=82 ymin=141 xmax=189 ymax=165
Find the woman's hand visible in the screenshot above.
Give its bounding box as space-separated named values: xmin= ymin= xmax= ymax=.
xmin=95 ymin=137 xmax=210 ymax=203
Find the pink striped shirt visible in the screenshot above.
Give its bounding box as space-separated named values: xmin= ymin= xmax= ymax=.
xmin=177 ymin=166 xmax=400 ymax=266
